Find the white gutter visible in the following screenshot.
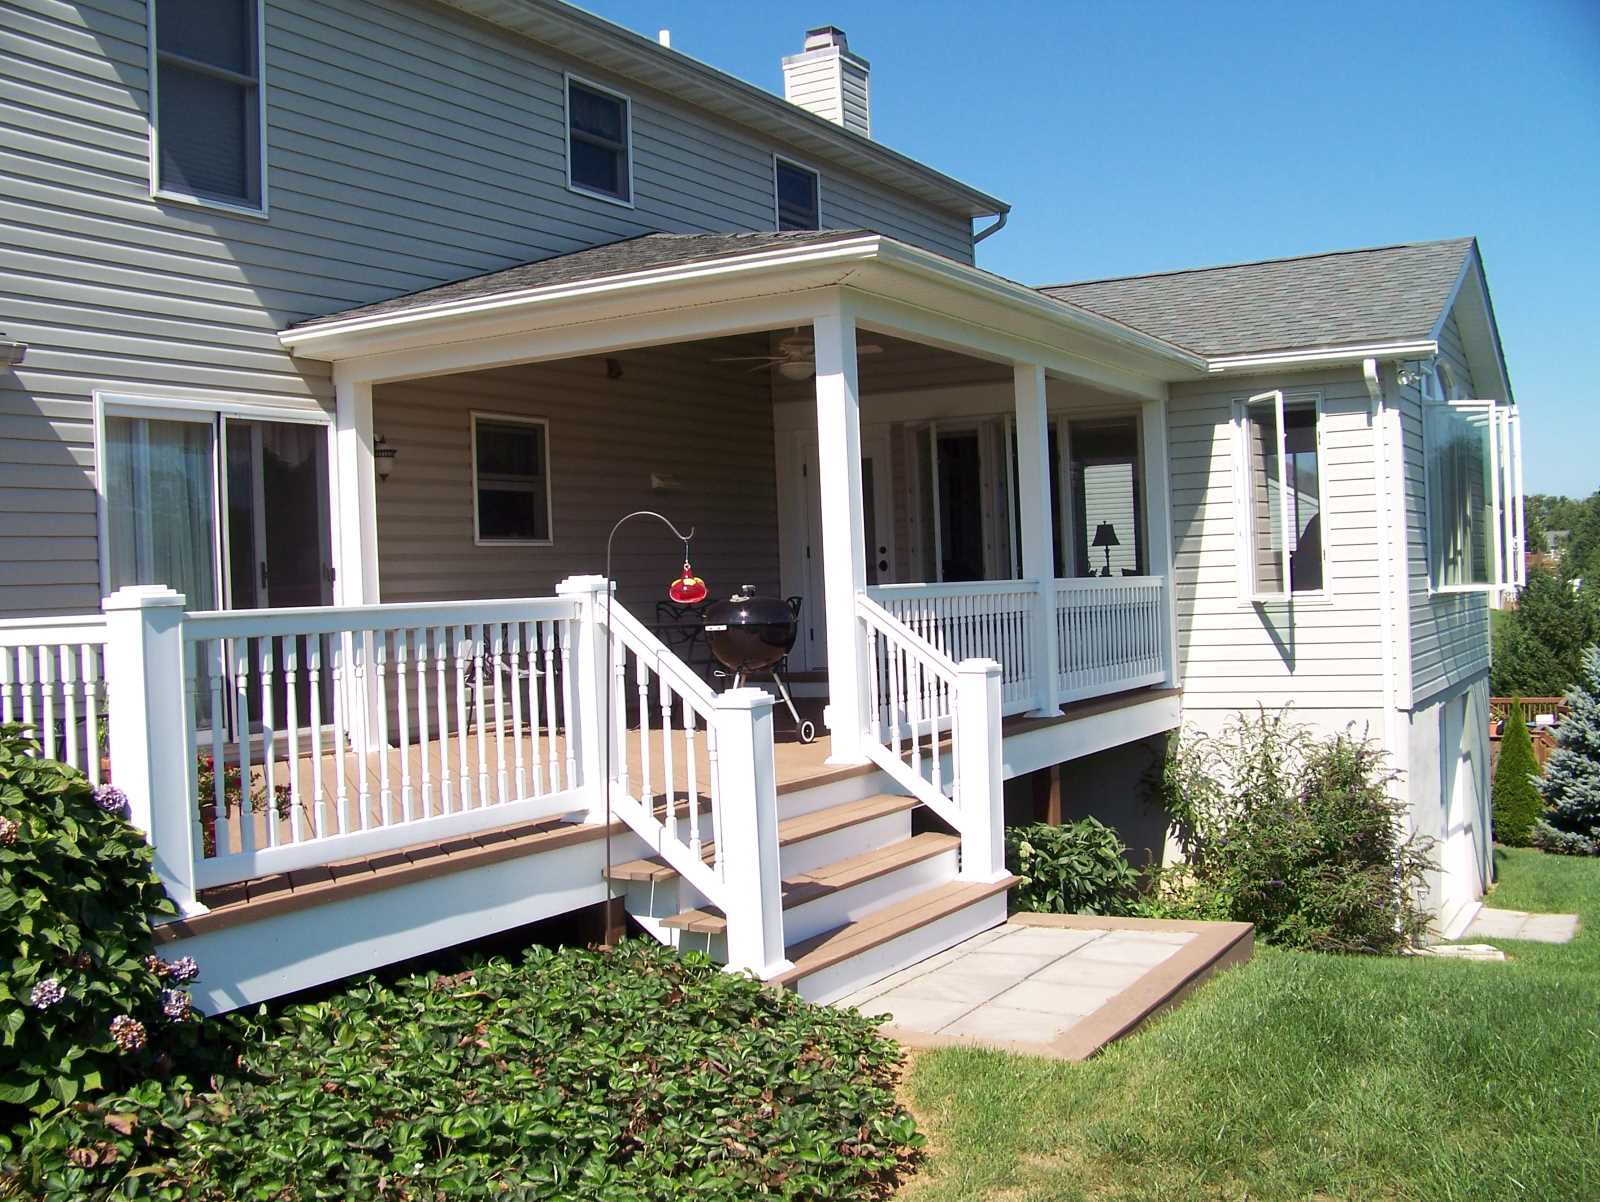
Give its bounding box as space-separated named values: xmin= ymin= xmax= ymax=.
xmin=1208 ymin=340 xmax=1437 ymax=373
xmin=973 ymin=210 xmax=1009 ymax=245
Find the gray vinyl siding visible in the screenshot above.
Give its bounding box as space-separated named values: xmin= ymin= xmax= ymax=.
xmin=1402 ymin=314 xmax=1492 ymax=703
xmin=0 ymin=0 xmax=974 ymax=616
xmin=372 ymin=341 xmax=781 ymax=613
xmin=1165 ymin=367 xmax=1387 ymax=715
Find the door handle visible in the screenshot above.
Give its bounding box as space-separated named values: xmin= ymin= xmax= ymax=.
xmin=879 ymin=560 xmax=889 ymax=572
xmin=259 ymin=561 xmax=269 ymax=590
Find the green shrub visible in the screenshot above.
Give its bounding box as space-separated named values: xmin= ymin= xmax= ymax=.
xmin=12 ymin=941 xmax=921 ymax=1201
xmin=1005 ymin=818 xmax=1140 ymax=915
xmin=1143 ymin=711 xmax=1434 ymax=953
xmin=0 ymin=725 xmax=201 ymax=1137
xmin=1492 ymin=701 xmax=1543 ymax=847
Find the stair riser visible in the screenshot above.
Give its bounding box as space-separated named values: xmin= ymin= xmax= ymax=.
xmin=779 ymin=812 xmax=912 ymax=877
xmin=792 ymin=892 xmax=1010 ymax=1005
xmin=776 ymin=769 xmax=896 ymax=821
xmin=782 ymin=848 xmax=960 ymax=945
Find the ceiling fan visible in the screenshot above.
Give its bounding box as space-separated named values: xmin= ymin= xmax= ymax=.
xmin=712 ymin=331 xmax=884 ymax=380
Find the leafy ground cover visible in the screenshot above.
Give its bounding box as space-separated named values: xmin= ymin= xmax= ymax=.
xmin=900 ymin=847 xmax=1599 ymax=1202
xmin=11 ymin=941 xmax=922 ymax=1200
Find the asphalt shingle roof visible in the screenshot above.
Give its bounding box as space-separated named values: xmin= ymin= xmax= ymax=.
xmin=290 ymin=230 xmax=867 ymax=329
xmin=1039 ymin=238 xmax=1476 ymax=358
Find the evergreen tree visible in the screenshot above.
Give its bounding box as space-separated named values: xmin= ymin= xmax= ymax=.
xmin=1492 ymin=701 xmax=1543 ymax=847
xmin=1492 ymin=567 xmax=1600 ymax=697
xmin=1533 ymin=646 xmax=1600 ymax=855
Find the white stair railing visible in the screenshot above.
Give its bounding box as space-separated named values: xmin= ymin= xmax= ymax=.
xmin=856 ymin=593 xmax=1007 ymax=882
xmin=865 ymin=580 xmax=1039 ymax=715
xmin=0 ymin=615 xmax=110 ymax=783
xmin=561 ymin=577 xmax=790 ymax=980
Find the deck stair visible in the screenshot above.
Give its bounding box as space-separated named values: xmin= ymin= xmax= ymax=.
xmin=609 ymin=786 xmax=1016 ymax=1003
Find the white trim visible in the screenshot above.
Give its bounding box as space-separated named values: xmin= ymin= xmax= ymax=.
xmin=95 ymin=392 xmax=332 ymax=426
xmin=563 ymin=72 xmax=635 ymax=208
xmin=1208 ymin=340 xmax=1438 ymax=373
xmin=773 ymin=154 xmax=821 ymax=231
xmin=470 ymin=411 xmax=555 ymax=547
xmin=146 ymin=0 xmax=269 ymax=217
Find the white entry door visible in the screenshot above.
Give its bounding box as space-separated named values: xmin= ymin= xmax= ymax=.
xmin=781 ymin=427 xmax=895 ymax=671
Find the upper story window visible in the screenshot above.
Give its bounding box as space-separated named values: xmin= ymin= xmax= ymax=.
xmin=774 ymin=157 xmax=820 ymax=230
xmin=150 ymin=0 xmax=265 ymax=212
xmin=473 ymin=414 xmax=552 ymax=545
xmin=1232 ymin=391 xmax=1325 ymax=600
xmin=566 ymin=77 xmax=632 ymax=204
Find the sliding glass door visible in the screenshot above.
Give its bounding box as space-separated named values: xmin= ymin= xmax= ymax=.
xmin=103 ymin=412 xmax=221 ymax=610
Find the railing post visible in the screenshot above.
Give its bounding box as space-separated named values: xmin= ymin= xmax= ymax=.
xmin=1013 ymin=364 xmax=1061 ymax=715
xmin=712 ymin=687 xmax=793 ymax=980
xmin=955 ymin=657 xmax=1008 ymax=883
xmin=102 ymin=586 xmax=205 ymax=917
xmin=556 ymin=574 xmax=611 ymax=815
xmin=1140 ymin=396 xmax=1180 ymax=688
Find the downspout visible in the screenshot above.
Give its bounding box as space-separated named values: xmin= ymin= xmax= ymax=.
xmin=973 ymin=208 xmax=1009 ymax=245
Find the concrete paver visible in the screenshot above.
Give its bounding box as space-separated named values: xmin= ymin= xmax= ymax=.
xmin=1464 ymin=907 xmax=1579 ymax=944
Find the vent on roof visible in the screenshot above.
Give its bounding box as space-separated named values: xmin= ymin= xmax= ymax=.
xmin=781 ymin=26 xmax=870 ymax=138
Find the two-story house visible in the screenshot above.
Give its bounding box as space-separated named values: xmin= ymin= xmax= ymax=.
xmin=1 ymin=1 xmax=1520 ymax=1011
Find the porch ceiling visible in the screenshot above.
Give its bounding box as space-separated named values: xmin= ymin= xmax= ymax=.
xmin=277 ymin=232 xmax=1207 ymax=398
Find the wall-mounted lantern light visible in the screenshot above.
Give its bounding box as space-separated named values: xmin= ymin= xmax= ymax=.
xmin=374 ymin=435 xmax=398 ymax=482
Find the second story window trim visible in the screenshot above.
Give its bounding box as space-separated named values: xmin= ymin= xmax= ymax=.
xmin=773 ymin=155 xmax=821 ymax=231
xmin=564 ymin=73 xmax=634 ymax=208
xmin=147 ymin=0 xmax=269 ymax=218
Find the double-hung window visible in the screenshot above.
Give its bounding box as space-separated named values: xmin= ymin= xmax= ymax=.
xmin=566 ymin=77 xmax=632 ymax=204
xmin=1423 ymin=395 xmax=1524 ymax=592
xmin=774 ymin=157 xmax=820 ymax=230
xmin=150 ymin=0 xmax=265 ymax=211
xmin=472 ymin=414 xmax=552 ymax=545
xmin=1233 ymin=391 xmax=1325 ymax=600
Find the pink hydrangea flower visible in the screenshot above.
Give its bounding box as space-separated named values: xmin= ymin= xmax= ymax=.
xmin=159 ymin=989 xmax=192 ymax=1021
xmin=0 ymin=817 xmax=17 ymax=846
xmin=30 ymin=978 xmax=65 ymax=1009
xmin=109 ymin=1015 xmax=146 ymax=1052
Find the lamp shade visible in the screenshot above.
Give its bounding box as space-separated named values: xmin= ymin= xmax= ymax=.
xmin=1092 ymin=521 xmax=1120 ymax=548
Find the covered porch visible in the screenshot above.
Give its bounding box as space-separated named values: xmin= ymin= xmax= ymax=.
xmin=280 ymin=231 xmax=1197 ymax=755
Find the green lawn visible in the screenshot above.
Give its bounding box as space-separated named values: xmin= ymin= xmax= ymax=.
xmin=901 ymin=848 xmax=1600 ymax=1202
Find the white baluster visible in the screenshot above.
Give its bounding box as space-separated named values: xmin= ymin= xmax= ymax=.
xmin=509 ymin=623 xmax=526 ymax=800
xmin=454 ymin=625 xmax=472 ymax=809
xmin=395 ymin=631 xmax=413 ymax=823
xmin=434 ymin=626 xmax=452 ymax=813
xmin=557 ymin=620 xmax=575 ymax=790
xmin=683 ymin=699 xmax=698 ymax=845
xmin=83 ymin=644 xmax=102 ymax=787
xmin=413 ymin=628 xmax=432 ymax=816
xmin=541 ymin=619 xmax=561 ymax=790
xmin=658 ymin=672 xmax=675 ymax=830
xmin=285 ymin=637 xmax=303 ymax=845
xmin=491 ymin=623 xmax=507 ymax=805
xmin=309 ymin=636 xmax=326 ymax=839
xmin=260 ymin=637 xmax=278 ymax=848
xmin=39 ymin=648 xmax=56 ymax=761
xmin=612 ymin=634 xmax=629 ymax=798
xmin=208 ymin=640 xmax=229 ymax=856
xmin=351 ymin=632 xmax=372 ymax=830
xmin=59 ymin=645 xmax=79 ymax=769
xmin=526 ymin=622 xmax=545 ymax=795
xmin=471 ymin=623 xmax=490 ymax=807
xmin=636 ymin=652 xmax=653 ymax=814
xmin=233 ymin=637 xmax=255 ymax=855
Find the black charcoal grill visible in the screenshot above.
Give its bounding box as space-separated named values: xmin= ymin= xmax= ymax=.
xmin=704 ymin=586 xmax=816 ymax=743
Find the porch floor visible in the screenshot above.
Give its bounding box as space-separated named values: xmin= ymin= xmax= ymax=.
xmin=833 ymin=913 xmax=1253 ymax=1060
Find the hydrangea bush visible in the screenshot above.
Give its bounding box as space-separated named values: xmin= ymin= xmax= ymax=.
xmin=0 ymin=725 xmax=201 ymax=1138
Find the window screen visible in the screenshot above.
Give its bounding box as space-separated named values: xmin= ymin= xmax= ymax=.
xmin=568 ymin=80 xmax=630 ymax=201
xmin=775 ymin=159 xmax=820 ymax=230
xmin=154 ymin=0 xmax=261 ymax=207
xmin=1425 ymin=399 xmax=1523 ymax=591
xmin=1236 ymin=392 xmax=1323 ymax=599
xmin=474 ymin=418 xmax=551 ymax=543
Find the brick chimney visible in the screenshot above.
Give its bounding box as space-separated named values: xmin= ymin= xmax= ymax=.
xmin=781 ymin=26 xmax=870 ymax=138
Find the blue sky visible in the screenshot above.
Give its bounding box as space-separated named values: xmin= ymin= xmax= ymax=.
xmin=584 ymin=0 xmax=1599 ymax=498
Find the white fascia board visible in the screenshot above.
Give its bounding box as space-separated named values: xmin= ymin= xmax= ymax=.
xmin=279 ymin=236 xmax=883 ymax=357
xmin=1206 ymin=340 xmax=1439 ymax=373
xmin=871 ymin=240 xmax=1208 ymax=374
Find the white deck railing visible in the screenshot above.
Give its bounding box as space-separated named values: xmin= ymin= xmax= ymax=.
xmin=1054 ymin=577 xmax=1168 ymax=702
xmin=865 ymin=581 xmax=1040 ymax=716
xmin=0 ymin=615 xmax=110 ymax=784
xmin=179 ymin=597 xmax=584 ymax=889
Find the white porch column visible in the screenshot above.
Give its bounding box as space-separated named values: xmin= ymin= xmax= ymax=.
xmin=1140 ymin=396 xmax=1180 ymax=688
xmin=102 ymin=586 xmax=204 ymax=916
xmin=333 ymin=370 xmax=380 ymax=608
xmin=812 ymin=303 xmax=869 ymax=763
xmin=955 ymin=658 xmax=1009 ymax=882
xmin=1013 ymin=363 xmax=1060 ymax=714
xmin=713 ymin=687 xmax=793 ymax=979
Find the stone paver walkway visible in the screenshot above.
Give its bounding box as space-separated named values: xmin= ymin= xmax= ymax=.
xmin=834 ymin=914 xmax=1252 ymax=1060
xmin=1465 ymin=907 xmax=1580 ymax=943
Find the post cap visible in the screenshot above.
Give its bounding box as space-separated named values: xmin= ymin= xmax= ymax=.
xmin=102 ymin=585 xmax=186 ymax=611
xmin=955 ymin=657 xmax=1003 ymax=677
xmin=714 ymin=687 xmax=778 ymax=712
